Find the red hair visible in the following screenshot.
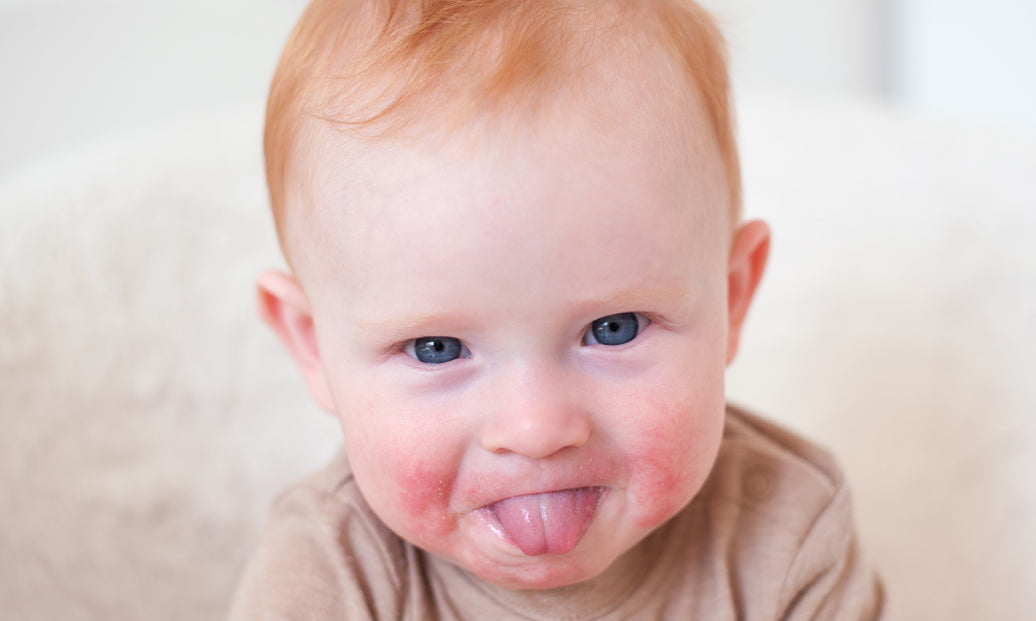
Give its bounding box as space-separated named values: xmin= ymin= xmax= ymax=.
xmin=265 ymin=0 xmax=740 ymax=254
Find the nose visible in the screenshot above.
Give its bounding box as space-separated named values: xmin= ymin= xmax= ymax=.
xmin=478 ymin=364 xmax=592 ymax=459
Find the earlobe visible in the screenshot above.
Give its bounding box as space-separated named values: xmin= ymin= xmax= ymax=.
xmin=256 ymin=270 xmax=336 ymax=413
xmin=725 ymin=220 xmax=771 ymax=365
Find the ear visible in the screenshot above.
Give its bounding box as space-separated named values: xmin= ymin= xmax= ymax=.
xmin=256 ymin=270 xmax=336 ymax=413
xmin=726 ymin=220 xmax=771 ymax=365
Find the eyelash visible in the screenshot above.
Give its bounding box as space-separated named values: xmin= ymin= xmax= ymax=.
xmin=400 ymin=312 xmax=651 ymax=365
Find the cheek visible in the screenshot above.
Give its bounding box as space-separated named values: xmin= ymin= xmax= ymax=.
xmin=338 ymin=396 xmax=464 ymax=544
xmin=384 ymin=453 xmax=459 ymax=541
xmin=622 ymin=376 xmax=725 ymax=529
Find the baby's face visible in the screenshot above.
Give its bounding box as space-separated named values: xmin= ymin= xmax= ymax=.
xmin=287 ymin=93 xmax=736 ymax=588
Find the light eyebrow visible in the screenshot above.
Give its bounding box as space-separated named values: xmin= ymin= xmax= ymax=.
xmin=350 ymin=284 xmax=690 ymax=339
xmin=582 ymin=284 xmax=689 ymax=312
xmin=352 ymin=311 xmax=463 ymax=337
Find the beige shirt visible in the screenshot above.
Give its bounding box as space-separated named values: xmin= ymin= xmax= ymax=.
xmin=228 ymin=407 xmax=884 ymax=620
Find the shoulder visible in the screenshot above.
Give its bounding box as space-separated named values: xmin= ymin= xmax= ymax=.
xmin=267 ymin=450 xmax=399 ymax=560
xmin=683 ymin=405 xmax=885 ymax=619
xmin=226 ymin=450 xmax=408 ymax=621
xmin=707 ymin=405 xmax=846 ymax=516
xmin=694 ymin=404 xmax=854 ymax=571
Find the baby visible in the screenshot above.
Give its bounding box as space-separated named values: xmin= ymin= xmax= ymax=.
xmin=229 ymin=0 xmax=884 ymax=618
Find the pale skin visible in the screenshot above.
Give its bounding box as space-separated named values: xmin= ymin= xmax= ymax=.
xmin=257 ymin=71 xmax=770 ymax=590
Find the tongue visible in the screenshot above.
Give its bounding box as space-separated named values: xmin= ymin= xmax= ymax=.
xmin=489 ymin=488 xmax=602 ymax=556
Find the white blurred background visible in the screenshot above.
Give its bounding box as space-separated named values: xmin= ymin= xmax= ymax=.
xmin=1 ymin=0 xmax=1034 ymax=175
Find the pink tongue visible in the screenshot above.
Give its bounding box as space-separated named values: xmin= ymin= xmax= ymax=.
xmin=489 ymin=488 xmax=601 ymax=556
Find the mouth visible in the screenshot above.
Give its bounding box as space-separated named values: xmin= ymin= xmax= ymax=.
xmin=480 ymin=487 xmax=604 ymax=557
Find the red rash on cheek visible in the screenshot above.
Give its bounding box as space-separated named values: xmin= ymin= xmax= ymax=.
xmin=630 ymin=448 xmax=695 ymax=529
xmin=626 ymin=393 xmax=710 ymax=529
xmin=389 ymin=457 xmax=457 ymax=540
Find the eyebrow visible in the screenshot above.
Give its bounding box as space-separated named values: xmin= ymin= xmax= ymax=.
xmin=351 ymin=284 xmax=690 ymax=337
xmin=592 ymin=284 xmax=689 ymax=309
xmin=352 ymin=312 xmax=463 ymax=336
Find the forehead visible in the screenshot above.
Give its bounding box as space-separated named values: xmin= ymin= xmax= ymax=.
xmin=286 ymin=44 xmax=730 ymax=289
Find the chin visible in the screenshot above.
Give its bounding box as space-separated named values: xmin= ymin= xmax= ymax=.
xmin=469 ymin=554 xmax=605 ymax=591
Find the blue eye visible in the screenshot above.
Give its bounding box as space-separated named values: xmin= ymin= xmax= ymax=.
xmin=584 ymin=313 xmax=644 ymax=346
xmin=406 ymin=337 xmax=468 ymax=364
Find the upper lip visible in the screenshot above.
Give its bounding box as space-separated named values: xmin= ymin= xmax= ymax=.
xmin=482 ymin=485 xmax=603 ymax=508
xmin=458 ymin=455 xmax=622 ymax=511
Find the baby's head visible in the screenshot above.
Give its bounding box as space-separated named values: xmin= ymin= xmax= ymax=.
xmin=258 ymin=0 xmax=769 ymax=590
